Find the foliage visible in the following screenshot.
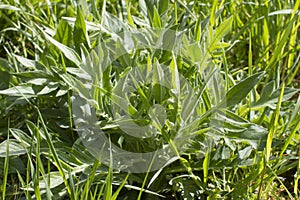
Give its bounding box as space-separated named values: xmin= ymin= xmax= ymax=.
xmin=0 ymin=0 xmax=299 ymax=199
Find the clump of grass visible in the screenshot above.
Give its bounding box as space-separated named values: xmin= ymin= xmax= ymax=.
xmin=0 ymin=0 xmax=299 ymax=199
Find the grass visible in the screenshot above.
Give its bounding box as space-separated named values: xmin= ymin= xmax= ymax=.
xmin=0 ymin=0 xmax=300 ymax=199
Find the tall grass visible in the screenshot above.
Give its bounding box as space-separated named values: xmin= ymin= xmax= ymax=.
xmin=0 ymin=0 xmax=299 ymax=199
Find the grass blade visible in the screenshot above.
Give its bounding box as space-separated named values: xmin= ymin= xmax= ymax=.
xmin=2 ymin=121 xmax=10 ymax=200
xmin=266 ymin=83 xmax=285 ymax=162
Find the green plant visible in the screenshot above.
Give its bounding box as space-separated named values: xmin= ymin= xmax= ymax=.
xmin=0 ymin=0 xmax=299 ymax=199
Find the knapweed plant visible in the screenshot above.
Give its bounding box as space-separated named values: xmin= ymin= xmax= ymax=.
xmin=0 ymin=0 xmax=299 ymax=199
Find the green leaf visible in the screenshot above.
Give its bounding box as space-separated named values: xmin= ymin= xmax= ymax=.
xmin=13 ymin=70 xmax=54 ymax=79
xmin=152 ymin=6 xmax=162 ymax=28
xmin=126 ymin=1 xmax=135 ymax=26
xmin=158 ymin=0 xmax=168 ymax=15
xmin=266 ymin=84 xmax=285 ymax=161
xmin=54 ymin=20 xmax=73 ymax=46
xmin=210 ymin=0 xmax=218 ymax=26
xmin=0 ymin=85 xmax=35 ymax=96
xmin=0 ymin=82 xmax=60 ymax=97
xmin=266 ymin=15 xmax=297 ymax=70
xmin=208 ymin=17 xmax=233 ymax=52
xmin=0 ymin=140 xmax=27 ymax=157
xmin=148 ymin=156 xmax=180 ymax=188
xmin=26 ymin=172 xmax=65 ymax=191
xmin=10 ymin=128 xmax=32 ymax=147
xmin=111 ymin=173 xmax=129 ymax=200
xmin=44 ymin=33 xmax=81 ymax=66
xmin=0 ymin=70 xmax=10 ymax=90
xmin=252 ymin=82 xmax=298 ymax=108
xmin=226 ymin=124 xmax=268 ymax=141
xmin=0 ymin=4 xmax=20 ymax=11
xmin=170 ymin=54 xmax=180 ymax=94
xmin=152 ymin=60 xmax=167 ymax=103
xmin=14 ymin=54 xmax=36 ymax=69
xmin=73 ymin=6 xmax=90 ymax=52
xmin=40 ymin=172 xmax=65 ymax=189
xmin=27 ymin=78 xmax=48 ymax=86
xmin=222 ymin=72 xmax=265 ymax=107
xmin=139 ymin=0 xmax=148 ymax=19
xmin=152 ymin=59 xmax=164 ymax=84
xmin=162 ymin=29 xmax=177 ymax=50
xmin=183 ymin=42 xmax=203 ymax=63
xmin=194 ymin=18 xmax=202 ymax=42
xmin=203 ymin=151 xmax=210 ymax=184
xmin=0 ymin=157 xmax=25 ymax=175
xmin=103 ymin=65 xmax=112 ymax=94
xmin=36 ymin=82 xmax=59 ymax=95
xmin=238 ymin=146 xmax=253 ymax=160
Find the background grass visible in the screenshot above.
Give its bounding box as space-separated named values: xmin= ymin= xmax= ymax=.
xmin=0 ymin=0 xmax=299 ymax=199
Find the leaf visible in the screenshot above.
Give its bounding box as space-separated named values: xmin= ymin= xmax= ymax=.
xmin=27 ymin=78 xmax=49 ymax=86
xmin=26 ymin=120 xmax=47 ymax=141
xmin=10 ymin=129 xmax=32 ymax=147
xmin=210 ymin=0 xmax=218 ymax=26
xmin=0 ymin=57 xmax=11 ymax=71
xmin=139 ymin=0 xmax=148 ymax=19
xmin=104 ymin=160 xmax=113 ymax=199
xmin=152 ymin=6 xmax=162 ymax=28
xmin=14 ymin=54 xmax=36 ymax=68
xmin=0 ymin=140 xmax=27 ymax=157
xmin=162 ymin=28 xmax=177 ymax=50
xmin=220 ymin=146 xmax=231 ymax=160
xmin=62 ymin=16 xmax=110 ymax=33
xmin=111 ymin=173 xmax=129 ymax=200
xmin=252 ymin=81 xmax=298 ymax=108
xmin=25 ymin=172 xmax=65 ymax=191
xmin=102 ymin=12 xmax=126 ymax=33
xmin=148 ymin=156 xmax=180 ymax=188
xmin=54 ymin=20 xmax=73 ymax=46
xmin=102 ymin=65 xmax=112 ymax=94
xmin=256 ymin=9 xmax=294 ymax=20
xmin=0 ymin=82 xmax=60 ymax=96
xmin=126 ymin=1 xmax=135 ymax=26
xmin=73 ymin=6 xmax=90 ymax=52
xmin=0 ymin=85 xmax=35 ymax=96
xmin=222 ymin=72 xmax=265 ymax=107
xmin=152 ymin=60 xmax=167 ymax=103
xmin=144 ymin=0 xmax=154 ymax=21
xmin=266 ymin=84 xmax=285 ymax=162
xmin=37 ymin=82 xmax=59 ymax=95
xmin=266 ymin=15 xmax=297 ymax=70
xmin=194 ymin=18 xmax=202 ymax=42
xmin=238 ymin=146 xmax=253 ymax=160
xmin=152 ymin=59 xmax=164 ymax=84
xmin=13 ymin=70 xmax=54 ymax=79
xmin=115 ymin=38 xmax=131 ymax=66
xmin=56 ymin=86 xmax=69 ymax=97
xmin=0 ymin=71 xmax=10 ymax=90
xmin=44 ymin=33 xmax=81 ymax=66
xmin=208 ymin=17 xmax=233 ymax=52
xmin=183 ymin=42 xmax=203 ymax=63
xmin=203 ymin=151 xmax=210 ymax=184
xmin=170 ymin=54 xmax=180 ymax=94
xmin=181 ymin=88 xmax=198 ymax=122
xmin=0 ymin=157 xmax=25 ymax=174
xmin=158 ymin=0 xmax=168 ymax=15
xmin=39 ymin=172 xmax=65 ymax=189
xmin=0 ymin=4 xmax=20 ymax=11
xmin=226 ymin=124 xmax=268 ymax=141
